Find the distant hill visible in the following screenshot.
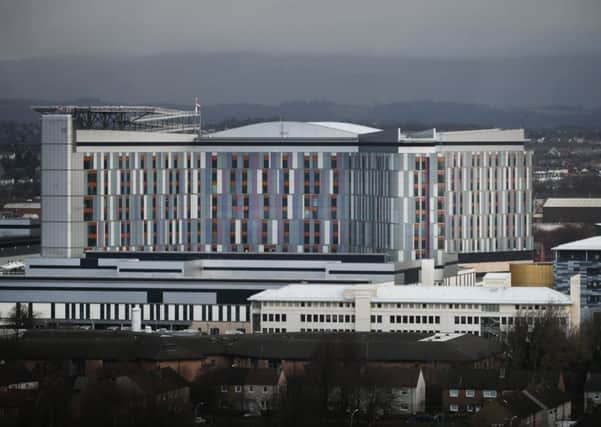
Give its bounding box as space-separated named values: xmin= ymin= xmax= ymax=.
xmin=2 ymin=98 xmax=601 ymax=130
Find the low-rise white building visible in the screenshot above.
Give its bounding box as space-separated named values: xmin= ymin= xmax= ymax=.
xmin=248 ymin=281 xmax=579 ymax=337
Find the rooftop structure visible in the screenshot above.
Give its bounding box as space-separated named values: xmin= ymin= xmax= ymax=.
xmin=32 ymin=105 xmax=201 ymax=134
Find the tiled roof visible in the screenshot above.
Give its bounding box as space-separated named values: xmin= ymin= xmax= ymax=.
xmin=498 ymin=391 xmax=543 ymax=417
xmin=214 ymin=368 xmax=280 ymax=386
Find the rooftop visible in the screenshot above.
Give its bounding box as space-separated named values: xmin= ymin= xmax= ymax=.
xmin=212 ymin=368 xmax=281 ymax=386
xmin=497 ymin=391 xmax=543 ymax=418
xmin=205 ymin=120 xmax=380 ymax=139
xmin=552 ymin=236 xmax=601 ymax=252
xmin=12 ymin=329 xmax=503 ymax=364
xmin=248 ymin=283 xmax=572 ymax=305
xmin=543 ymin=198 xmax=601 ymax=209
xmin=33 ymin=105 xmax=200 ymax=134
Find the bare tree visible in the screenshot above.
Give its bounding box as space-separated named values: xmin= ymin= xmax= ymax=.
xmin=506 ymin=306 xmax=578 ymax=371
xmin=7 ymin=303 xmax=38 ymax=339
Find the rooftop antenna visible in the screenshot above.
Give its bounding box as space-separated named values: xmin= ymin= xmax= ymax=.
xmin=279 ymin=116 xmax=288 ymax=138
xmin=195 ymin=97 xmax=202 ymax=137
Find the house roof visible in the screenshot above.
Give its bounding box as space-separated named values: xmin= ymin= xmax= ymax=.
xmin=498 ymin=391 xmax=543 ymax=418
xmin=359 ymin=366 xmax=421 ymax=388
xmin=552 ymin=236 xmax=601 ymax=252
xmin=214 ymin=368 xmax=280 ymax=386
xmin=124 ymin=367 xmax=188 ymax=395
xmin=584 ymin=373 xmax=601 ymax=392
xmin=524 ymin=383 xmax=571 ymax=409
xmin=445 ymin=369 xmax=562 ymax=392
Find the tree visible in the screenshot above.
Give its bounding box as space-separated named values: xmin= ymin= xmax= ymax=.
xmin=7 ymin=303 xmax=38 ymax=339
xmin=506 ymin=307 xmax=581 ymax=371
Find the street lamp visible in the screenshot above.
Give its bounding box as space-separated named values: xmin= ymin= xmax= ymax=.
xmin=350 ymin=408 xmax=359 ymax=427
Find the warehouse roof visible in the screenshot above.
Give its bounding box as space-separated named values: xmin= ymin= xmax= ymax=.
xmin=248 ymin=283 xmax=572 ymax=305
xmin=543 ymin=198 xmax=601 ymax=208
xmin=12 ymin=329 xmax=502 ymax=364
xmin=552 ymin=236 xmax=601 ymax=251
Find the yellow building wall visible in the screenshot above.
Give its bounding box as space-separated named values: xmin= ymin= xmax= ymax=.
xmin=510 ymin=263 xmax=554 ymax=287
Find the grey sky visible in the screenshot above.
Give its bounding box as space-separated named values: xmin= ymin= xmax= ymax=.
xmin=1 ymin=0 xmax=600 ymax=60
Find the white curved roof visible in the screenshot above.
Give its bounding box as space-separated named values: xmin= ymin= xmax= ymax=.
xmin=552 ymin=236 xmax=601 ymax=251
xmin=206 ymin=121 xmax=380 ymax=139
xmin=308 ymin=122 xmax=381 ymax=135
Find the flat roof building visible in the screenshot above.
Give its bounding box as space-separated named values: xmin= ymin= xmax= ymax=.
xmin=543 ymin=198 xmax=601 ymax=223
xmin=248 ymin=281 xmax=577 ymax=338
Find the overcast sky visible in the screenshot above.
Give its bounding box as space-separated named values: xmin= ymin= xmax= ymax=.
xmin=2 ymin=0 xmax=600 ymax=60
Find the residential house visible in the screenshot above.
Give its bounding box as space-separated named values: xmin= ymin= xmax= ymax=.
xmin=330 ymin=366 xmax=426 ymax=416
xmin=522 ymin=384 xmax=572 ymax=426
xmin=115 ymin=367 xmax=190 ymax=413
xmin=215 ymin=368 xmax=285 ymax=413
xmin=471 ymin=391 xmax=545 ymax=426
xmin=442 ymin=368 xmax=565 ymax=415
xmin=473 ymin=385 xmax=572 ymax=427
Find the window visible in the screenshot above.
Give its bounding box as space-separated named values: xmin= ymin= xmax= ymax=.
xmin=449 ymin=404 xmax=459 ymax=412
xmin=221 ymin=386 xmax=227 ymax=392
xmin=263 ymin=386 xmax=268 ymax=393
xmin=466 ymin=404 xmax=474 ymax=412
xmin=235 ymin=385 xmax=242 ymax=393
xmin=483 ymin=390 xmax=497 ymax=398
xmin=449 ymin=389 xmax=459 ymax=397
xmin=465 ymin=390 xmax=475 ymax=398
xmin=249 ymin=386 xmax=254 ymax=393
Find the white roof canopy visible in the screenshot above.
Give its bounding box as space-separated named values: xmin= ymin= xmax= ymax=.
xmin=206 ymin=121 xmax=381 ymax=139
xmin=249 ymin=283 xmax=571 ymax=305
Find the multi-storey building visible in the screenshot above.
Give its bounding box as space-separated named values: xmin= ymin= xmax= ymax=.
xmin=248 ymin=279 xmax=578 ymax=337
xmin=553 ymin=236 xmax=601 ymax=320
xmin=0 ymin=106 xmax=534 ymax=330
xmin=37 ymin=106 xmax=532 ymax=263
